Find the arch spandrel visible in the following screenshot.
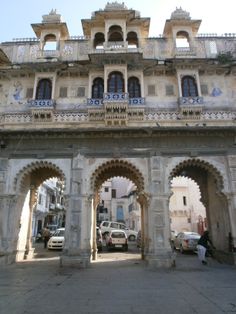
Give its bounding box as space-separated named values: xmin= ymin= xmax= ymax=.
xmin=13 ymin=160 xmax=66 ymax=193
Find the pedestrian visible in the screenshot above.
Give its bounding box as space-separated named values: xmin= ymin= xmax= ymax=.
xmin=42 ymin=227 xmax=51 ymax=249
xmin=197 ymin=230 xmax=215 ymax=265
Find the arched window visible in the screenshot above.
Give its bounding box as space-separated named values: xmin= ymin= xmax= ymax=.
xmin=36 ymin=79 xmax=52 ymax=99
xmin=92 ymin=78 xmax=104 ymax=99
xmin=181 ymin=76 xmax=198 ymax=97
xmin=108 ymin=72 xmax=124 ymax=93
xmin=128 ymin=77 xmax=141 ymax=98
xmin=108 ymin=25 xmax=123 ymax=42
xmin=176 ymin=31 xmax=190 ymax=49
xmin=94 ymin=32 xmax=105 ymax=49
xmin=127 ymin=31 xmax=138 ymax=48
xmin=43 ymin=34 xmax=57 ymax=51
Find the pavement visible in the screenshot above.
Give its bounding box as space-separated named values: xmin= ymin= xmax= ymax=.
xmin=0 ymin=243 xmax=236 ymax=314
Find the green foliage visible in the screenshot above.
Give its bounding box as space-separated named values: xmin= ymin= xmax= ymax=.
xmin=217 ymin=51 xmax=233 ymax=64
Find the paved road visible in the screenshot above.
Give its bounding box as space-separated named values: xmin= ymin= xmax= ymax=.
xmin=0 ymin=243 xmax=236 ymax=314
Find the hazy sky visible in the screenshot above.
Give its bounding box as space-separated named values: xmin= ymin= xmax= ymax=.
xmin=0 ymin=0 xmax=235 ymax=42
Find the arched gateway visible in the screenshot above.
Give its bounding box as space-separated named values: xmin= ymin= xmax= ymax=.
xmin=0 ymin=4 xmax=236 ymax=267
xmin=0 ymin=153 xmax=236 ymax=267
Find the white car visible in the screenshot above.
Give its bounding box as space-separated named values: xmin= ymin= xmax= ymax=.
xmin=100 ymin=221 xmax=138 ymax=241
xmin=47 ymin=228 xmax=65 ymax=250
xmin=106 ymin=229 xmax=128 ymax=251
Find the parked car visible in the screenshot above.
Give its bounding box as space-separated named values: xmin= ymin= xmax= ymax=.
xmin=96 ymin=227 xmax=103 ymax=252
xmin=106 ymin=229 xmax=128 ymax=251
xmin=47 ymin=224 xmax=58 ymax=236
xmin=173 ymin=231 xmax=201 ymax=253
xmin=100 ymin=221 xmax=138 ymax=241
xmin=47 ymin=228 xmax=65 ymax=250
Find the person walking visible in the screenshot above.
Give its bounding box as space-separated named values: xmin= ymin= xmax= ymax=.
xmin=197 ymin=230 xmax=214 ymax=265
xmin=42 ymin=227 xmax=51 ymax=249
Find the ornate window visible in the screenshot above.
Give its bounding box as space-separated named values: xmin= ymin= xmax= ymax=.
xmin=92 ymin=78 xmax=104 ymax=98
xmin=36 ymin=79 xmax=52 ymax=99
xmin=128 ymin=77 xmax=141 ymax=98
xmin=107 ymin=72 xmax=124 ymax=93
xmin=94 ymin=32 xmax=105 ymax=49
xmin=127 ymin=31 xmax=138 ymax=48
xmin=43 ymin=34 xmax=57 ymax=51
xmin=108 ymin=25 xmax=123 ymax=42
xmin=181 ymin=76 xmax=198 ymax=97
xmin=176 ymin=31 xmax=190 ymax=49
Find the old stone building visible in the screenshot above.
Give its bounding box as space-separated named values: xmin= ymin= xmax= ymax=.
xmin=0 ymin=2 xmax=235 ymax=267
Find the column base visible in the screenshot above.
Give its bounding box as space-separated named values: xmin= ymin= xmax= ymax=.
xmin=24 ymin=248 xmax=35 ymax=260
xmin=60 ymin=250 xmax=91 ymax=268
xmin=146 ymin=250 xmax=175 ymax=269
xmin=0 ymin=252 xmax=16 ymax=265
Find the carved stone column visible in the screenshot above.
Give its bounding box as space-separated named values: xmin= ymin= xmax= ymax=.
xmin=145 ymin=156 xmax=173 ymax=268
xmin=24 ymin=185 xmax=36 ymax=260
xmin=0 ymin=195 xmax=18 ymax=265
xmin=60 ymin=155 xmax=92 ymax=268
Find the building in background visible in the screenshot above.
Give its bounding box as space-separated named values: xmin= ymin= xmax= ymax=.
xmin=169 ymin=177 xmax=207 ymax=235
xmin=98 ymin=177 xmax=141 ymax=231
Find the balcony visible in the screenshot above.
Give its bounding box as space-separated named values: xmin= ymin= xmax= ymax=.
xmin=178 ymin=96 xmax=203 ymax=120
xmin=28 ymin=99 xmax=55 ymax=122
xmin=90 ymin=41 xmax=142 ymax=54
xmin=87 ymin=93 xmax=145 ymax=125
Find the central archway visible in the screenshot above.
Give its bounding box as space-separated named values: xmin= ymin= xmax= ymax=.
xmin=90 ymin=159 xmax=147 ymax=261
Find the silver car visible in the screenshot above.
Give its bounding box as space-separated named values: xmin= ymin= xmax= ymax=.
xmin=173 ymin=231 xmax=200 ymax=253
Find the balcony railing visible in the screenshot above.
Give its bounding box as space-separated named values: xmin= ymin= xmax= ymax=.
xmin=28 ymin=99 xmax=55 ymax=108
xmin=37 ymin=50 xmax=60 ymax=59
xmin=87 ymin=98 xmax=103 ymax=106
xmin=178 ymin=96 xmax=204 ymax=106
xmin=87 ymin=96 xmax=145 ymax=106
xmin=103 ymin=92 xmax=129 ymax=103
xmin=175 ymin=47 xmax=197 ymax=57
xmin=129 ymin=98 xmax=145 ymax=105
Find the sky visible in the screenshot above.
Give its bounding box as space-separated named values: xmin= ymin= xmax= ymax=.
xmin=0 ymin=0 xmax=235 ymax=42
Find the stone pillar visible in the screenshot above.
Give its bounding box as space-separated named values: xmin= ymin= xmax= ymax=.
xmin=0 ymin=195 xmax=18 ymax=265
xmin=145 ymin=157 xmax=173 ymax=268
xmin=146 ymin=194 xmax=173 ymax=268
xmin=24 ymin=185 xmax=36 ymax=260
xmin=227 ymin=156 xmax=236 ymax=263
xmin=60 ymin=155 xmax=92 ymax=268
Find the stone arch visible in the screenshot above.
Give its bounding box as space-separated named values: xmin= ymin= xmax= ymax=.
xmin=89 ymin=159 xmax=148 ymax=261
xmin=168 ymin=158 xmax=230 ymax=253
xmin=169 ymin=158 xmax=224 ymax=195
xmin=90 ymin=159 xmax=145 ymax=194
xmin=14 ymin=160 xmax=66 ymax=193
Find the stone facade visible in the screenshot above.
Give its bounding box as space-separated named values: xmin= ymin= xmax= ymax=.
xmin=0 ymin=4 xmax=236 ymax=267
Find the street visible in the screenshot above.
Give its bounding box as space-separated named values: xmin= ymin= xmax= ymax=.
xmin=0 ymin=242 xmax=236 ymax=314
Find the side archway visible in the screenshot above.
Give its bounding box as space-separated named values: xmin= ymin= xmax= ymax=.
xmin=12 ymin=161 xmax=67 ymax=262
xmin=169 ymin=158 xmax=230 ymax=254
